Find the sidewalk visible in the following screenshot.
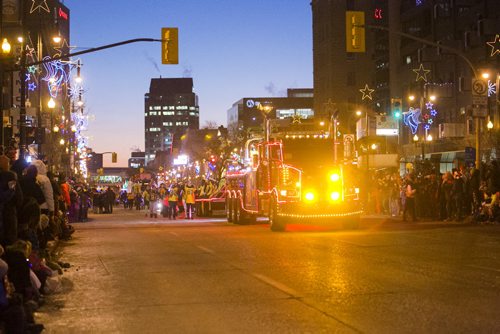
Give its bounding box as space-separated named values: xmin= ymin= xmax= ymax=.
xmin=362 ymin=213 xmax=475 ymax=226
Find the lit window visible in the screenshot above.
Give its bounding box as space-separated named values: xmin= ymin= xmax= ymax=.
xmin=153 ymin=106 xmax=161 ymax=110
xmin=406 ymin=56 xmax=412 ymax=64
xmin=150 ymin=111 xmax=157 ymax=116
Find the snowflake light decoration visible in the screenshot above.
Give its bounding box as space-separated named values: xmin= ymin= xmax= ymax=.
xmin=488 ymin=80 xmax=496 ymax=97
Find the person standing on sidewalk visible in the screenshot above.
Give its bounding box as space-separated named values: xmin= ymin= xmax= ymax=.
xmin=168 ymin=185 xmax=179 ymax=220
xmin=403 ymin=173 xmax=417 ymax=222
xmin=183 ymin=183 xmax=196 ymax=219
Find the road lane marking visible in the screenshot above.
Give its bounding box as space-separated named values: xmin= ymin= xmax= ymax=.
xmin=251 ymin=273 xmax=298 ymax=297
xmin=98 ymin=256 xmax=110 ymax=275
xmin=197 ymin=246 xmax=215 ymax=254
xmin=169 ymin=232 xmax=178 ymax=237
xmin=467 ymin=265 xmax=500 ymax=273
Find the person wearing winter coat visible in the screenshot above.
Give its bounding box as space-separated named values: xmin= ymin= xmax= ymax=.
xmin=183 ymin=183 xmax=196 ymax=219
xmin=0 ymin=171 xmax=17 ymax=244
xmin=31 ymin=160 xmax=54 ymax=217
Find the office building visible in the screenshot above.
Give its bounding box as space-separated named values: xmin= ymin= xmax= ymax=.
xmin=144 ymin=78 xmax=199 ymax=164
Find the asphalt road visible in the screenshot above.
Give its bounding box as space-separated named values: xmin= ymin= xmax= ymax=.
xmin=36 ymin=207 xmax=500 ymax=333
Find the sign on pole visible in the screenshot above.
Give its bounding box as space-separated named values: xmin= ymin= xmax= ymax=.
xmin=471 ymin=79 xmax=487 ymax=97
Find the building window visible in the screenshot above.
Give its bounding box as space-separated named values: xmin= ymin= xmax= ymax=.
xmin=176 ymin=106 xmax=188 ymax=110
xmin=149 ymin=127 xmax=160 ymax=132
xmin=163 ymin=111 xmax=174 ymax=115
xmin=150 ymin=111 xmax=157 ymax=116
xmin=153 ymin=106 xmax=161 ymax=110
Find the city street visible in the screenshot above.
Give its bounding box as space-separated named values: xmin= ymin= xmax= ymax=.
xmin=36 ymin=207 xmax=500 ymax=333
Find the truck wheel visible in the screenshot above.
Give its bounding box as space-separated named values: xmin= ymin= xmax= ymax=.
xmin=269 ymin=198 xmax=285 ymax=232
xmin=234 ymin=197 xmax=242 ymax=224
xmin=226 ymin=197 xmax=233 ymax=222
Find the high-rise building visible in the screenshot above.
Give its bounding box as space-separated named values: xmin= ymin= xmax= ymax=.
xmin=311 ymin=0 xmax=499 ymax=169
xmin=311 ymin=0 xmax=378 ymax=127
xmin=144 ymin=78 xmax=199 ymax=163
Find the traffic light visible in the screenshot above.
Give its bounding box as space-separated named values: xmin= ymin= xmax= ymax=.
xmin=345 ymin=11 xmax=365 ymax=53
xmin=111 ymin=152 xmax=117 ymax=163
xmin=98 ymin=168 xmax=104 ymax=176
xmin=391 ymin=98 xmax=402 ymax=119
xmin=161 ymin=27 xmax=178 ymax=64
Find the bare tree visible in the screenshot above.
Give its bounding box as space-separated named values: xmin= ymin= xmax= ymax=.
xmin=202 ymin=120 xmax=219 ymax=129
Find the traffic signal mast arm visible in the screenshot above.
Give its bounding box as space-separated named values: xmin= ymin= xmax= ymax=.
xmin=21 ymin=38 xmax=164 ymax=68
xmin=362 ymin=24 xmax=479 ymax=78
xmin=101 ymin=151 xmax=118 ymax=163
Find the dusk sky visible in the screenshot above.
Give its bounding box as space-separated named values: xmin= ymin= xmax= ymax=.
xmin=64 ymin=0 xmax=313 ymax=166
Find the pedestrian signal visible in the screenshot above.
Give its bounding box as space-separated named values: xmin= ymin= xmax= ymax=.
xmin=391 ymin=98 xmax=402 ymax=119
xmin=345 ymin=11 xmax=365 ymax=53
xmin=111 ymin=152 xmax=117 ymax=163
xmin=161 ymin=27 xmax=178 ymax=65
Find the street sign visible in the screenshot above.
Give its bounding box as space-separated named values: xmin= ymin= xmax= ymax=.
xmin=472 ymin=107 xmax=487 ymax=118
xmin=472 ymin=96 xmax=488 ymax=106
xmin=471 ymin=79 xmax=487 ymax=96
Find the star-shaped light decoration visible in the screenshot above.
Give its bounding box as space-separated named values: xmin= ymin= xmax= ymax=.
xmin=486 ymin=34 xmax=500 ymax=57
xmin=25 ymin=73 xmax=31 ymax=82
xmin=30 ymin=0 xmax=50 ymax=14
xmin=359 ymin=84 xmax=375 ymax=100
xmin=413 ymin=64 xmax=431 ymax=82
xmin=323 ymin=98 xmax=336 ymax=114
xmin=28 ymin=65 xmax=38 ymax=74
xmin=292 ymin=114 xmax=302 ymax=124
xmin=430 ymin=109 xmax=437 ymax=117
xmin=428 ymin=119 xmax=433 ymax=125
xmin=25 ymin=45 xmax=35 ymax=58
xmin=53 ymin=39 xmax=76 ymax=57
xmin=425 ymin=101 xmax=434 ymax=110
xmin=28 ymin=82 xmax=37 ymax=91
xmin=424 ymin=124 xmax=430 ymax=130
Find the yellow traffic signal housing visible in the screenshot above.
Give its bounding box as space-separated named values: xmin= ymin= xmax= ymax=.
xmin=346 ymin=11 xmax=365 ymax=53
xmin=161 ymin=27 xmax=178 ymax=64
xmin=98 ymin=168 xmax=104 ymax=176
xmin=111 ymin=152 xmax=117 ymax=163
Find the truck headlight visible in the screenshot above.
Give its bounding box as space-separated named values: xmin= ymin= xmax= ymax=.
xmin=330 ymin=173 xmax=340 ymax=182
xmin=305 ymin=192 xmax=315 ymax=201
xmin=330 ymin=191 xmax=340 ymax=201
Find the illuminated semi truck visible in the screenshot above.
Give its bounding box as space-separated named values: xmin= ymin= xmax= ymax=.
xmin=225 ymin=118 xmax=362 ymax=231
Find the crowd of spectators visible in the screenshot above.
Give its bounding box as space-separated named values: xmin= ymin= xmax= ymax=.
xmin=364 ymin=160 xmax=500 ymax=224
xmin=0 ymin=145 xmax=79 ymax=333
